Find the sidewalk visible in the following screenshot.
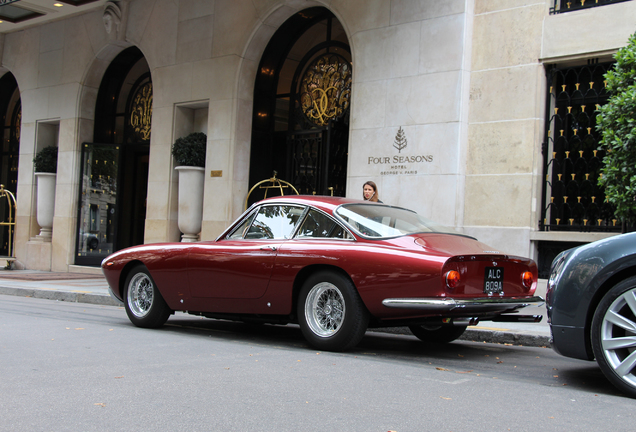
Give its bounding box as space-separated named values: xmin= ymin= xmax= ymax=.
xmin=0 ymin=270 xmax=551 ymax=348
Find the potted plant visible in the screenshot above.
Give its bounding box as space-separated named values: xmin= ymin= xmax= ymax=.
xmin=33 ymin=146 xmax=58 ymax=240
xmin=172 ymin=132 xmax=207 ymax=242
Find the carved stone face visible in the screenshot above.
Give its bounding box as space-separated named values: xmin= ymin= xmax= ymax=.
xmin=103 ymin=13 xmax=113 ymax=34
xmin=102 ymin=3 xmax=122 ymax=40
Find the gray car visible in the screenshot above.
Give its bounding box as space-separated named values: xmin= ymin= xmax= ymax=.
xmin=547 ymin=232 xmax=636 ymax=397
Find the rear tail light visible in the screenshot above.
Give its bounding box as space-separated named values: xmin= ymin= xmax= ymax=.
xmin=521 ymin=271 xmax=533 ymax=289
xmin=445 ymin=270 xmax=460 ymax=289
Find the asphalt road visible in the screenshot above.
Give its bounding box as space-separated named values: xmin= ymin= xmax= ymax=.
xmin=1 ymin=295 xmax=633 ymax=432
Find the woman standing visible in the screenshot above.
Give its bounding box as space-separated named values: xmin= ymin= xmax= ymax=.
xmin=362 ymin=181 xmax=381 ymax=203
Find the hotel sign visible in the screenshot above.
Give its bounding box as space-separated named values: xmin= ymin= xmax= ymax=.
xmin=367 ymin=127 xmax=433 ymax=175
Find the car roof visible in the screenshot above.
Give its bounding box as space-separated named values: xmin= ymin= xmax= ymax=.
xmin=258 ymin=195 xmax=379 ymax=214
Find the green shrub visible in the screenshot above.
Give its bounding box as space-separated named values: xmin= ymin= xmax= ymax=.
xmin=171 ymin=132 xmax=207 ymax=167
xmin=597 ymin=32 xmax=636 ymax=223
xmin=33 ymin=146 xmax=58 ymax=173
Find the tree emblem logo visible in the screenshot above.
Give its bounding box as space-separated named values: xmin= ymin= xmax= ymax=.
xmin=394 ymin=127 xmax=407 ymax=153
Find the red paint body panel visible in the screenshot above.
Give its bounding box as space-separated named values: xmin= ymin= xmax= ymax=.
xmin=103 ymin=243 xmax=191 ymax=309
xmin=187 ymin=240 xmax=278 ymax=299
xmin=102 ymin=196 xmax=540 ymax=323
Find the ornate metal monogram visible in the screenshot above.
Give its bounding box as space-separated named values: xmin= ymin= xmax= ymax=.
xmin=11 ymin=102 xmax=21 ymax=144
xmin=130 ymin=82 xmax=152 ymax=142
xmin=300 ymin=54 xmax=351 ymax=126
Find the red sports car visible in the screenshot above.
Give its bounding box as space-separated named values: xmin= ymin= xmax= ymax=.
xmin=102 ymin=196 xmax=543 ymax=351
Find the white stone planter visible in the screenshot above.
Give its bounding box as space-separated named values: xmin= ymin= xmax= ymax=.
xmin=35 ymin=172 xmax=56 ymax=240
xmin=175 ymin=166 xmax=205 ymax=242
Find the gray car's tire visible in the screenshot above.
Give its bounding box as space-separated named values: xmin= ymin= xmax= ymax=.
xmin=591 ymin=276 xmax=636 ymax=398
xmin=124 ymin=265 xmax=171 ymax=328
xmin=298 ymin=271 xmax=369 ymax=351
xmin=409 ymin=324 xmax=467 ymax=343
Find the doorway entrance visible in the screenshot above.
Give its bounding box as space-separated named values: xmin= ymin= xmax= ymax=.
xmin=248 ymin=7 xmax=351 ymax=205
xmin=0 ymin=73 xmax=20 ymax=257
xmin=75 ymin=47 xmax=151 ymax=266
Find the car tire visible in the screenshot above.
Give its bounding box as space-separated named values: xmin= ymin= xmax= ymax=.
xmin=124 ymin=265 xmax=171 ymax=328
xmin=298 ymin=270 xmax=369 ymax=351
xmin=88 ymin=238 xmax=98 ymax=250
xmin=408 ymin=324 xmax=467 ymax=343
xmin=591 ymin=276 xmax=636 ymax=398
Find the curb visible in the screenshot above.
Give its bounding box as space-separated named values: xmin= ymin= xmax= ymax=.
xmin=0 ymin=286 xmax=122 ymax=307
xmin=1 ymin=287 xmax=551 ymax=348
xmin=370 ymin=326 xmax=551 ymax=348
xmin=459 ymin=329 xmax=551 ymax=348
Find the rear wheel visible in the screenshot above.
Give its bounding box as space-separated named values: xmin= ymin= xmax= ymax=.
xmin=409 ymin=324 xmax=467 ymax=343
xmin=298 ymin=271 xmax=369 ymax=351
xmin=591 ymin=276 xmax=636 ymax=398
xmin=124 ymin=265 xmax=171 ymax=328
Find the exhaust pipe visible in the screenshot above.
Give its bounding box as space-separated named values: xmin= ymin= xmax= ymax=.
xmin=450 ymin=317 xmax=479 ymax=326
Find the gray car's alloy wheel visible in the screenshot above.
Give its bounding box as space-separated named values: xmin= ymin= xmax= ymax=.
xmin=592 ymin=276 xmax=636 ymax=398
xmin=124 ymin=265 xmax=172 ymax=328
xmin=298 ymin=270 xmax=369 ymax=351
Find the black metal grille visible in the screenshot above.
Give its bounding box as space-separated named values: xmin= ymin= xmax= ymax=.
xmin=550 ymin=0 xmax=631 ymax=14
xmin=539 ymin=62 xmax=624 ymax=232
xmin=288 ymin=131 xmax=323 ymax=195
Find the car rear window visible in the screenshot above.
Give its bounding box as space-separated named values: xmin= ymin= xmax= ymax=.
xmin=335 ymin=204 xmax=459 ymax=239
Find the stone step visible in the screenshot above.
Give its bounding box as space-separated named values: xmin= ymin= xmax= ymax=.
xmin=0 ymin=257 xmax=17 ymax=270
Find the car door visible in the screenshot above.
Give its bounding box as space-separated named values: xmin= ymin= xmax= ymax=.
xmin=187 ymin=204 xmax=305 ymax=299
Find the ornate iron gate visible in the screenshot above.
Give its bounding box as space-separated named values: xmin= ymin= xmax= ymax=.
xmin=539 ymin=62 xmax=624 ymax=233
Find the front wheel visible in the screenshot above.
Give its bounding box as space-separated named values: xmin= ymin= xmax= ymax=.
xmin=591 ymin=276 xmax=636 ymax=398
xmin=298 ymin=271 xmax=369 ymax=351
xmin=124 ymin=265 xmax=171 ymax=328
xmin=408 ymin=324 xmax=467 ymax=343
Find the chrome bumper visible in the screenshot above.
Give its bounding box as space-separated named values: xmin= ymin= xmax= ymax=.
xmin=382 ymin=296 xmax=545 ymax=313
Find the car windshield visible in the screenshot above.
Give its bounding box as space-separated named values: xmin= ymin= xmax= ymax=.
xmin=335 ymin=204 xmax=459 ymax=239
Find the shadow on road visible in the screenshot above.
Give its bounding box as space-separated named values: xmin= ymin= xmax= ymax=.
xmin=148 ymin=313 xmax=624 ymax=398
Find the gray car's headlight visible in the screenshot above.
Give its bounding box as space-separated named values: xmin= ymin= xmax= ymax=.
xmin=547 ymin=250 xmax=570 ymax=297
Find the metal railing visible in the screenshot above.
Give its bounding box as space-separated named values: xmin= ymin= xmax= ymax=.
xmin=550 ymin=0 xmax=631 ymax=14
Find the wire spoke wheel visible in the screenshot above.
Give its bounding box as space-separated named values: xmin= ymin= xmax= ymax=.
xmin=123 ymin=265 xmax=171 ymax=328
xmin=127 ymin=272 xmax=155 ymax=318
xmin=305 ymin=282 xmax=346 ymax=337
xmin=298 ymin=271 xmax=369 ymax=351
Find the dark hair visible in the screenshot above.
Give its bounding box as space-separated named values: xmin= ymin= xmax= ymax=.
xmin=363 ymin=181 xmax=379 ymax=202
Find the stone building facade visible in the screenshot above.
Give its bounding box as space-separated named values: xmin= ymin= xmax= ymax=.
xmin=0 ymin=0 xmax=633 ymax=273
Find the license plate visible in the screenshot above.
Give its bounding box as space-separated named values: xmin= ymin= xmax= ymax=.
xmin=484 ymin=267 xmax=504 ymax=295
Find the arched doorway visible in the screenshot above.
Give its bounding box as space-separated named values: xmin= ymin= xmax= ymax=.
xmin=248 ymin=7 xmax=351 ymax=204
xmin=75 ymin=47 xmax=151 ymax=266
xmin=0 ymin=72 xmax=20 ymax=257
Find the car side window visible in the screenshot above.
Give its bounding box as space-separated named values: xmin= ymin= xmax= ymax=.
xmin=227 ymin=212 xmax=257 ymax=239
xmin=245 ymin=205 xmax=304 ymax=239
xmin=297 ymin=209 xmax=351 ymax=239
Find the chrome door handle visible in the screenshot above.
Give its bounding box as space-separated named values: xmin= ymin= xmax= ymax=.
xmin=260 ymin=246 xmax=277 ymax=251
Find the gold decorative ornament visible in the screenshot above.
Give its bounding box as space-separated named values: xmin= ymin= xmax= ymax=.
xmin=130 ymin=82 xmax=152 ymax=141
xmin=245 ymin=171 xmax=299 ymax=210
xmin=0 ymin=185 xmax=16 ymax=261
xmin=300 ymin=54 xmax=352 ymax=126
xmin=13 ymin=108 xmax=21 ymax=143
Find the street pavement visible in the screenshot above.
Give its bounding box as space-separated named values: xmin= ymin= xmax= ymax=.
xmin=0 ymin=269 xmax=551 ymax=348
